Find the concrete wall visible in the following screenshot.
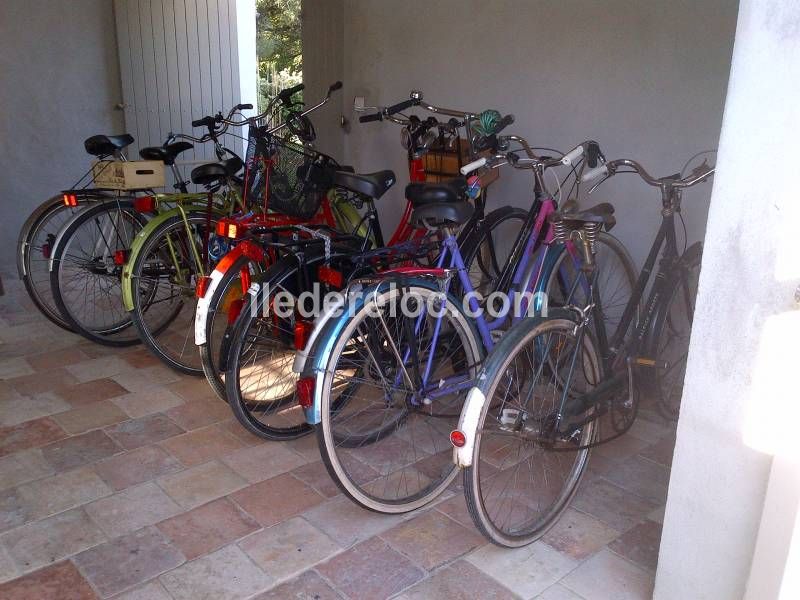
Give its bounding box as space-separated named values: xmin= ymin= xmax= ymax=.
xmin=335 ymin=0 xmax=738 ymax=265
xmin=0 ymin=0 xmax=123 ymax=269
xmin=655 ymin=0 xmax=800 ymax=597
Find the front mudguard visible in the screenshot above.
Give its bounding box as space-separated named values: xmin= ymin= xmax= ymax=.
xmin=121 ymin=203 xmax=223 ymax=311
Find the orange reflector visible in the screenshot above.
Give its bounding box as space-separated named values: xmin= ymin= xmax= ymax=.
xmin=133 ymin=195 xmax=157 ymax=213
xmin=195 ymin=275 xmax=212 ymax=299
xmin=450 ymin=430 xmax=467 ymax=448
xmin=297 ymin=377 xmax=315 ymax=408
xmin=113 ymin=249 xmax=129 ymax=266
xmin=294 ymin=320 xmax=313 ymax=350
xmin=318 ymin=265 xmax=343 ymax=288
xmin=63 ymin=193 xmax=78 ymax=207
xmin=216 ymin=219 xmax=246 ymax=239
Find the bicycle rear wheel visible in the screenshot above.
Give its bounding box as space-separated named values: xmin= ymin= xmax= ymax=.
xmin=464 ymin=317 xmax=599 ymax=547
xmin=317 ymin=282 xmax=482 ymax=513
xmin=17 ymin=195 xmax=96 ymax=330
xmin=199 ymin=253 xmax=267 ymax=401
xmin=646 ymin=246 xmax=702 ymax=419
xmin=129 ymin=213 xmax=219 ymax=374
xmin=50 ymin=200 xmax=146 ymax=346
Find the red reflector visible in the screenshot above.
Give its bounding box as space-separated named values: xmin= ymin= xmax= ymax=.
xmin=450 ymin=430 xmax=467 ymax=448
xmin=294 ymin=320 xmax=313 ymax=350
xmin=133 ymin=195 xmax=156 ymax=213
xmin=195 ymin=275 xmax=212 ymax=298
xmin=63 ymin=193 xmax=78 ymax=207
xmin=113 ymin=249 xmax=129 ymax=266
xmin=227 ymin=298 xmax=244 ymax=324
xmin=216 ymin=219 xmax=245 ymax=239
xmin=297 ymin=377 xmax=315 ymax=408
xmin=318 ymin=265 xmax=343 ymax=288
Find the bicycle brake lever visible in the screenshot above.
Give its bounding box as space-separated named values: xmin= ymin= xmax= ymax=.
xmin=587 ymin=174 xmax=612 ymax=195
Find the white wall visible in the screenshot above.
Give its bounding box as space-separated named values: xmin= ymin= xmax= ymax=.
xmin=0 ymin=0 xmax=123 ymax=269
xmin=337 ymin=0 xmax=738 ymax=265
xmin=656 ymin=0 xmax=800 ymax=596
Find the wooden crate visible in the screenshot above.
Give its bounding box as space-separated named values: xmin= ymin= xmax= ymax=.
xmin=92 ymin=160 xmax=165 ymax=190
xmin=418 ymin=137 xmax=499 ymax=187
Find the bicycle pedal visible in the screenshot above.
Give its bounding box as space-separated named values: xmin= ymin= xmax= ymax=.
xmin=630 ymin=356 xmax=669 ymax=369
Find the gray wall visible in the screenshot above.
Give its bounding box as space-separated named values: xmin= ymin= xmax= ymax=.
xmin=0 ymin=0 xmax=123 ymax=270
xmin=335 ymin=0 xmax=738 ymax=265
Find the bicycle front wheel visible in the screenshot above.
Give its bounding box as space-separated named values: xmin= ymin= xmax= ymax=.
xmin=317 ymin=282 xmax=483 ymax=513
xmin=464 ymin=317 xmax=599 ymax=547
xmin=129 ymin=213 xmax=220 ymax=374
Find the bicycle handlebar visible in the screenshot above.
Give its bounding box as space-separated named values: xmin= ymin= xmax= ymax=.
xmin=582 ymin=158 xmax=715 ymax=189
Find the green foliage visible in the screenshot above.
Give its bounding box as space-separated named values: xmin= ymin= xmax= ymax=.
xmin=256 ymin=0 xmax=302 ymax=110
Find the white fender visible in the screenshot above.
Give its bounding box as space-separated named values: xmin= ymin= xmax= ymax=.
xmin=193 ymin=269 xmax=225 ymax=345
xmin=453 ymin=386 xmax=487 ymax=468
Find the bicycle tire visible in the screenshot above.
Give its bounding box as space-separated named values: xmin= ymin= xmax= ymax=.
xmin=316 ymin=281 xmax=483 ymax=513
xmin=49 ymin=200 xmax=146 ymax=346
xmin=644 ymin=244 xmax=702 ymax=420
xmin=463 ymin=316 xmax=598 ymax=547
xmin=129 ymin=213 xmax=220 ymax=374
xmin=17 ymin=195 xmax=87 ymax=331
xmin=199 ymin=253 xmax=267 ymax=401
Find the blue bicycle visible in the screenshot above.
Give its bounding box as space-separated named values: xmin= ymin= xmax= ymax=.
xmin=295 ymin=136 xmax=636 ymax=513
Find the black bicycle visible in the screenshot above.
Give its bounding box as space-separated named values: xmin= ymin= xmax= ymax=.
xmin=456 ymin=154 xmax=713 ymax=547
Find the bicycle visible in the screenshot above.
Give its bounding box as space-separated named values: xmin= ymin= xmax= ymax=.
xmin=197 ymin=91 xmax=518 ymax=402
xmin=220 ymin=95 xmax=537 ymax=441
xmin=295 ymin=135 xmax=637 ymax=513
xmin=48 ymin=103 xmax=249 ymax=347
xmin=17 ymin=133 xmax=139 ymax=332
xmin=453 ymin=155 xmax=713 ymax=547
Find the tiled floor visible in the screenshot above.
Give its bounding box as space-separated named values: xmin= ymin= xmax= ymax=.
xmin=0 ymin=275 xmax=676 ymax=599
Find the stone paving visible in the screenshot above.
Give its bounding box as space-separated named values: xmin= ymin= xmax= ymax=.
xmin=0 ymin=274 xmax=675 ymax=599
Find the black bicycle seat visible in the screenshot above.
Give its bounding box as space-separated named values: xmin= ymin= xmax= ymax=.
xmin=334 ymin=170 xmax=396 ymax=199
xmin=406 ymin=177 xmax=468 ymax=207
xmin=191 ymin=157 xmax=243 ymax=187
xmin=84 ymin=134 xmax=135 ymax=157
xmin=139 ymin=141 xmax=194 ymax=165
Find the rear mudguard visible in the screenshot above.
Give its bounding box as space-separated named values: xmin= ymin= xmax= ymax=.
xmin=453 ymin=308 xmax=580 ymax=468
xmin=300 ymin=276 xmax=482 ymax=425
xmin=18 ymin=191 xmax=114 ymax=278
xmin=194 ymin=240 xmax=266 ymax=345
xmin=121 ymin=203 xmax=224 ymax=311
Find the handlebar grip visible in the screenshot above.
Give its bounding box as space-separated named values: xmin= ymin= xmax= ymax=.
xmin=460 ymin=157 xmax=487 ymax=176
xmin=192 ymin=116 xmax=216 ymax=128
xmin=236 ymin=103 xmax=253 ymax=111
xmin=359 ymin=112 xmax=383 ymax=123
xmin=278 ymin=83 xmax=305 ymax=103
xmin=561 ymin=145 xmax=584 ymax=166
xmin=385 ymin=98 xmax=418 ymax=116
xmin=328 ymin=81 xmax=343 ymax=92
xmin=581 ymin=164 xmax=609 ymax=183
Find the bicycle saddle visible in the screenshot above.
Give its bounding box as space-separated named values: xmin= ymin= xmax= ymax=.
xmin=550 ymin=202 xmax=616 ymax=231
xmin=190 ymin=157 xmax=243 ymax=187
xmin=139 ymin=141 xmax=194 ymax=166
xmin=84 ymin=134 xmax=135 ymax=157
xmin=405 ymin=177 xmax=468 ymax=207
xmin=333 ymin=170 xmax=395 ymax=200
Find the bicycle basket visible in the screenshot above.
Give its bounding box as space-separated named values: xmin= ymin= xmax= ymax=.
xmin=243 ymin=125 xmax=334 ymax=219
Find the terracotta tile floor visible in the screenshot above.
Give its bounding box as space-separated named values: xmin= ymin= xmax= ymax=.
xmin=0 ymin=275 xmax=676 ymax=599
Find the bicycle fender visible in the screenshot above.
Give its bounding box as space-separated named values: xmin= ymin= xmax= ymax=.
xmin=453 ymin=308 xmax=580 ymax=468
xmin=121 ymin=203 xmax=219 ymax=311
xmin=194 ymin=241 xmax=265 ymax=346
xmin=292 ymin=293 xmax=347 ymax=375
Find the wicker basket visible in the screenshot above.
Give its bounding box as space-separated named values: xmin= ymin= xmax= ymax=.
xmin=419 ymin=137 xmax=499 ymax=187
